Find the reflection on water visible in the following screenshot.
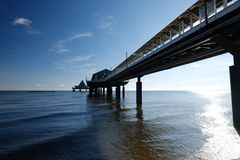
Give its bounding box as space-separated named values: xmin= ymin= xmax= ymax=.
xmin=87 ymin=91 xmax=240 ymax=160
xmin=0 ymin=91 xmax=240 ymax=160
xmin=190 ymin=92 xmax=240 ymax=160
xmin=87 ymin=94 xmax=186 ymax=160
xmin=136 ymin=104 xmax=143 ymax=121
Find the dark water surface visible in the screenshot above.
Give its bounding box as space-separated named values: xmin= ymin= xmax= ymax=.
xmin=0 ymin=91 xmax=240 ymax=160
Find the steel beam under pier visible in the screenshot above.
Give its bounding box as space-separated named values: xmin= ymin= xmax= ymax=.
xmin=136 ymin=77 xmax=142 ymax=104
xmin=230 ymin=54 xmax=240 ymax=134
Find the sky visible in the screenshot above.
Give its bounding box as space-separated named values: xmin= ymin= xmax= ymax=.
xmin=0 ymin=0 xmax=233 ymax=91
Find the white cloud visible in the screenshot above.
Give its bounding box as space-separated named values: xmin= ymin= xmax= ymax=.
xmin=64 ymin=55 xmax=93 ymax=63
xmin=50 ymin=32 xmax=93 ymax=53
xmin=56 ymin=55 xmax=95 ymax=69
xmin=49 ymin=41 xmax=70 ymax=53
xmin=12 ymin=17 xmax=42 ymax=35
xmin=67 ymin=32 xmax=93 ymax=42
xmin=94 ymin=13 xmax=116 ymax=31
xmin=12 ymin=17 xmax=32 ymax=26
xmin=100 ymin=21 xmax=113 ymax=29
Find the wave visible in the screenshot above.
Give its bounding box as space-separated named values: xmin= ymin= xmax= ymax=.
xmin=0 ymin=126 xmax=99 ymax=160
xmin=0 ymin=111 xmax=89 ymax=126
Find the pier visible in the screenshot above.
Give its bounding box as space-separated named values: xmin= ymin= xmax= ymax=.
xmin=84 ymin=0 xmax=240 ymax=133
xmin=72 ymin=80 xmax=89 ymax=92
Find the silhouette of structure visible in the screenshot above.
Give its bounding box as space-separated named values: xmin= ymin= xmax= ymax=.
xmin=91 ymin=69 xmax=111 ymax=81
xmin=85 ymin=0 xmax=240 ymax=133
xmin=72 ymin=80 xmax=89 ymax=92
xmin=87 ymin=69 xmax=128 ymax=97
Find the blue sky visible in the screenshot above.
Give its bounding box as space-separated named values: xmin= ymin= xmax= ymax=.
xmin=0 ymin=0 xmax=233 ymax=91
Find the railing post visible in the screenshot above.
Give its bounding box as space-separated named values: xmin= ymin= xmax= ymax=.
xmin=170 ymin=30 xmax=172 ymax=41
xmin=159 ymin=38 xmax=163 ymax=47
xmin=161 ymin=37 xmax=165 ymax=46
xmin=213 ymin=0 xmax=217 ymax=14
xmin=223 ymin=0 xmax=228 ymax=8
xmin=178 ymin=24 xmax=182 ymax=36
xmin=181 ymin=21 xmax=185 ymax=33
xmin=190 ymin=14 xmax=193 ymax=29
xmin=204 ymin=0 xmax=209 ymax=24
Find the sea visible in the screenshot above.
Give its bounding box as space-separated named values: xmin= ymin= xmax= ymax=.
xmin=0 ymin=91 xmax=240 ymax=160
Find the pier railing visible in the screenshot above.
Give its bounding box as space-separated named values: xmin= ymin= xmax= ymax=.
xmin=102 ymin=0 xmax=238 ymax=81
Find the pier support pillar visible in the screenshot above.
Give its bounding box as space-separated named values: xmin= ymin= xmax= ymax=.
xmin=98 ymin=88 xmax=102 ymax=95
xmin=103 ymin=87 xmax=105 ymax=96
xmin=136 ymin=77 xmax=142 ymax=104
xmin=96 ymin=88 xmax=99 ymax=95
xmin=107 ymin=87 xmax=112 ymax=97
xmin=89 ymin=88 xmax=93 ymax=96
xmin=136 ymin=104 xmax=143 ymax=121
xmin=95 ymin=88 xmax=97 ymax=94
xmin=116 ymin=85 xmax=121 ymax=99
xmin=230 ymin=53 xmax=240 ymax=134
xmin=122 ymin=85 xmax=125 ymax=98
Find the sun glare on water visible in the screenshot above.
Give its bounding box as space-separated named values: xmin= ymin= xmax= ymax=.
xmin=191 ymin=91 xmax=240 ymax=160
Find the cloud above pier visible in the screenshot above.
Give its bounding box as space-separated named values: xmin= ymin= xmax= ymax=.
xmin=49 ymin=32 xmax=93 ymax=53
xmin=93 ymin=13 xmax=116 ymax=32
xmin=56 ymin=55 xmax=95 ymax=69
xmin=12 ymin=17 xmax=32 ymax=26
xmin=12 ymin=17 xmax=42 ymax=35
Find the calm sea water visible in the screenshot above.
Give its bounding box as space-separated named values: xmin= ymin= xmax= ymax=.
xmin=0 ymin=91 xmax=240 ymax=160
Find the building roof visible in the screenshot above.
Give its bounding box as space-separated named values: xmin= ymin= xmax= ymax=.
xmin=78 ymin=80 xmax=88 ymax=89
xmin=92 ymin=69 xmax=111 ymax=76
xmin=91 ymin=69 xmax=112 ymax=81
